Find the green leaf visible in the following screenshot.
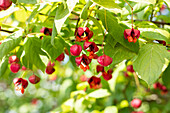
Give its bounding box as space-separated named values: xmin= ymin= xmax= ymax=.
xmin=129 ymin=0 xmax=156 ymax=4
xmin=104 ymin=106 xmax=118 ymax=113
xmin=96 ymin=10 xmax=139 ymax=53
xmin=0 ymin=30 xmax=22 ymax=59
xmin=133 ymin=44 xmax=170 ymax=85
xmin=18 ymin=0 xmax=37 ymax=4
xmin=88 ymin=89 xmax=111 ymax=98
xmin=91 ymin=0 xmax=121 ymax=14
xmin=27 ymin=5 xmax=40 ymax=22
xmin=81 ymin=0 xmax=93 ymax=19
xmin=105 ymin=40 xmax=136 ymax=66
xmin=139 ymin=28 xmax=170 ymax=43
xmin=54 ymin=0 xmax=78 ymax=34
xmin=24 ymin=37 xmax=46 ymax=72
xmin=42 ymin=36 xmax=64 ymax=60
xmin=0 ymin=57 xmax=8 ymax=77
xmin=122 ymin=3 xmax=148 ymax=15
xmin=162 ymin=64 xmax=170 ymax=88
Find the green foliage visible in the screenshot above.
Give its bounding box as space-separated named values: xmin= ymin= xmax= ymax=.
xmin=24 ymin=37 xmax=46 ymax=71
xmin=133 ymin=44 xmax=169 ymax=85
xmin=0 ymin=0 xmax=170 ymax=113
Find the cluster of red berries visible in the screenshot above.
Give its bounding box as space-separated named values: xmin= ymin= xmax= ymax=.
xmin=0 ymin=0 xmax=12 ymax=11
xmin=71 ymin=27 xmax=113 ymax=89
xmin=131 ymin=98 xmax=143 ymax=113
xmin=9 ymin=55 xmax=21 ymax=73
xmin=40 ymin=27 xmax=66 ymax=75
xmin=153 ymin=82 xmax=168 ymax=95
xmin=13 ymin=75 xmax=40 ymax=94
xmin=123 ymin=65 xmax=135 ymax=77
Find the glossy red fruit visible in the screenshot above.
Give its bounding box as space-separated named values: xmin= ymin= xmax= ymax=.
xmin=21 ymin=66 xmax=27 ymax=70
xmin=131 ymin=98 xmax=142 ymax=108
xmin=127 ymin=65 xmax=135 ymax=73
xmin=88 ymin=76 xmax=102 ymax=89
xmin=131 ymin=111 xmax=144 ymax=113
xmin=97 ymin=55 xmax=113 ymax=66
xmin=13 ymin=78 xmax=22 ymax=86
xmin=46 ymin=61 xmax=55 ymax=74
xmin=40 ymin=27 xmax=52 ymax=36
xmin=107 ymin=68 xmax=113 ymax=74
xmin=102 ymin=72 xmax=112 ymax=81
xmin=56 ymin=53 xmax=65 ymax=62
xmin=84 ymin=41 xmax=99 ymax=53
xmin=75 ymin=54 xmax=91 ymax=72
xmin=29 ymin=75 xmax=41 ymax=84
xmin=124 ymin=72 xmax=129 ymax=77
xmin=153 ymin=82 xmax=162 ymax=89
xmin=70 ymin=44 xmax=82 ymax=56
xmin=77 ymin=27 xmax=84 ymax=36
xmin=0 ymin=0 xmax=12 ymax=11
xmin=21 ymin=79 xmax=28 ymax=89
xmin=124 ymin=28 xmax=140 ymax=43
xmin=10 ymin=63 xmax=20 ymax=73
xmin=8 ymin=55 xmax=19 ymax=64
xmin=96 ymin=65 xmax=104 ymax=73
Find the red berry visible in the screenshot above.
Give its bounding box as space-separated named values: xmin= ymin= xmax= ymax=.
xmin=124 ymin=28 xmax=140 ymax=43
xmin=107 ymin=68 xmax=113 ymax=74
xmin=21 ymin=79 xmax=28 ymax=89
xmin=97 ymin=55 xmax=113 ymax=66
xmin=77 ymin=27 xmax=84 ymax=36
xmin=21 ymin=66 xmax=27 ymax=70
xmin=153 ymin=82 xmax=161 ymax=89
xmin=127 ymin=65 xmax=135 ymax=73
xmin=102 ymin=71 xmax=112 ymax=81
xmin=56 ymin=53 xmax=65 ymax=62
xmin=10 ymin=63 xmax=20 ymax=73
xmin=0 ymin=0 xmax=12 ymax=11
xmin=70 ymin=44 xmax=82 ymax=56
xmin=40 ymin=27 xmax=52 ymax=36
xmin=13 ymin=78 xmax=22 ymax=85
xmin=46 ymin=61 xmax=55 ymax=74
xmin=29 ymin=74 xmax=41 ymax=84
xmin=88 ymin=76 xmax=102 ymax=89
xmin=124 ymin=72 xmax=129 ymax=77
xmin=96 ymin=65 xmax=104 ymax=73
xmin=131 ymin=98 xmax=142 ymax=108
xmin=131 ymin=111 xmax=144 ymax=113
xmin=8 ymin=55 xmax=19 ymax=64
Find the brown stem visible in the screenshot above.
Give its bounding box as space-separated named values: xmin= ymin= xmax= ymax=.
xmin=123 ymin=0 xmax=133 ymax=28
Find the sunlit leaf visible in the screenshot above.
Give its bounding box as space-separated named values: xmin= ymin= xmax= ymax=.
xmin=133 ymin=44 xmax=170 ymax=85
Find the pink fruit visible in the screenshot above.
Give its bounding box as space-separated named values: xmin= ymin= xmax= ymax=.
xmin=8 ymin=55 xmax=19 ymax=64
xmin=45 ymin=61 xmax=55 ymax=74
xmin=56 ymin=53 xmax=65 ymax=62
xmin=70 ymin=44 xmax=82 ymax=56
xmin=10 ymin=63 xmax=20 ymax=73
xmin=29 ymin=75 xmax=41 ymax=84
xmin=22 ymin=66 xmax=27 ymax=70
xmin=127 ymin=65 xmax=135 ymax=73
xmin=97 ymin=55 xmax=113 ymax=66
xmin=131 ymin=98 xmax=142 ymax=108
xmin=0 ymin=0 xmax=12 ymax=11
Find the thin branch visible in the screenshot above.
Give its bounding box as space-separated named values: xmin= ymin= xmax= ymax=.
xmin=123 ymin=0 xmax=133 ymax=28
xmin=134 ymin=20 xmax=170 ymax=25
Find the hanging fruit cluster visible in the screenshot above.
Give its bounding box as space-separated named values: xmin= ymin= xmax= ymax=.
xmin=70 ymin=27 xmax=114 ymax=89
